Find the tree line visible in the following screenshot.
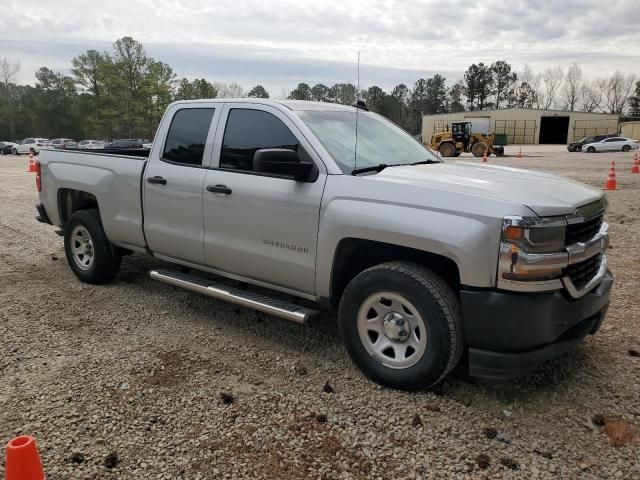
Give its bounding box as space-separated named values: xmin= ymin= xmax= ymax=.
xmin=0 ymin=36 xmax=639 ymax=140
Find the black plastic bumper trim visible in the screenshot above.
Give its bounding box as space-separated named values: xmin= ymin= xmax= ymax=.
xmin=468 ymin=307 xmax=606 ymax=380
xmin=460 ymin=271 xmax=613 ymax=380
xmin=460 ymin=271 xmax=613 ymax=352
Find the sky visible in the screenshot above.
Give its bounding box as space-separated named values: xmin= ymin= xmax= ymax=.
xmin=1 ymin=0 xmax=638 ymax=96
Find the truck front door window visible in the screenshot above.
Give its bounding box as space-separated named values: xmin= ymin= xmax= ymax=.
xmin=162 ymin=108 xmax=215 ymax=166
xmin=220 ymin=109 xmax=299 ymax=172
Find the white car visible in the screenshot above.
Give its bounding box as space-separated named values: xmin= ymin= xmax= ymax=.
xmin=581 ymin=137 xmax=640 ymax=153
xmin=12 ymin=138 xmax=53 ymax=155
xmin=78 ymin=140 xmax=106 ymax=150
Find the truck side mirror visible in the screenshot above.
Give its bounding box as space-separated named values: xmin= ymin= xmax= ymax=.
xmin=253 ymin=149 xmax=313 ymax=181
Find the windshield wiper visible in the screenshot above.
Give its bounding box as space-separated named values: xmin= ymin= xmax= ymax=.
xmin=352 ymin=160 xmax=439 ymax=176
xmin=351 ymin=164 xmax=389 ymax=175
xmin=410 ymin=159 xmax=440 ymax=165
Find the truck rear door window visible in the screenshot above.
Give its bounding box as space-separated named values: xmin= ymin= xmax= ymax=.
xmin=220 ymin=109 xmax=299 ymax=172
xmin=162 ymin=108 xmax=215 ymax=166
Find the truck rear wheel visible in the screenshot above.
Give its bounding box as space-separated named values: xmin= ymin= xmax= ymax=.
xmin=471 ymin=142 xmax=487 ymax=157
xmin=338 ymin=262 xmax=464 ymax=390
xmin=438 ymin=143 xmax=456 ymax=157
xmin=64 ymin=209 xmax=122 ymax=284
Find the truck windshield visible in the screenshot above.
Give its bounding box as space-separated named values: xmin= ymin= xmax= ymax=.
xmin=297 ymin=110 xmax=440 ymax=174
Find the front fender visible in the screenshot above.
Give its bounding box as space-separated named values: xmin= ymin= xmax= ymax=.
xmin=315 ymin=198 xmax=503 ymax=299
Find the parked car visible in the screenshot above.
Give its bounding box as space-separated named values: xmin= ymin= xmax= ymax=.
xmin=12 ymin=138 xmax=53 ymax=155
xmin=0 ymin=141 xmax=16 ymax=155
xmin=106 ymin=139 xmax=149 ymax=148
xmin=78 ymin=140 xmax=106 ymax=150
xmin=581 ymin=137 xmax=640 ymax=153
xmin=567 ymin=134 xmax=617 ymax=152
xmin=51 ymin=138 xmax=78 ymax=150
xmin=35 ymin=99 xmax=612 ymax=390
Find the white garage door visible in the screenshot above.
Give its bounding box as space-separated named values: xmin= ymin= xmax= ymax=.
xmin=464 ymin=117 xmax=491 ymax=134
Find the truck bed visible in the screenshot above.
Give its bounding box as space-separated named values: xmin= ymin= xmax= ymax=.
xmin=84 ymin=148 xmax=150 ymax=158
xmin=38 ymin=148 xmax=149 ymax=252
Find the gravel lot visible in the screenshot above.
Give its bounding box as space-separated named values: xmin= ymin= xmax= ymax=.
xmin=1 ymin=148 xmax=638 ymax=479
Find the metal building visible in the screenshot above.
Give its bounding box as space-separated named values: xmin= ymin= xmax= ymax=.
xmin=422 ymin=108 xmax=619 ymax=145
xmin=621 ymin=121 xmax=640 ymax=140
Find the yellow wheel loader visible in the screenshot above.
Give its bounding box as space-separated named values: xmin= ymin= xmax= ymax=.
xmin=428 ymin=121 xmax=505 ymax=158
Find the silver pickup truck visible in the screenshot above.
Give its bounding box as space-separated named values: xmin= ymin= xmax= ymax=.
xmin=35 ymin=99 xmax=613 ymax=389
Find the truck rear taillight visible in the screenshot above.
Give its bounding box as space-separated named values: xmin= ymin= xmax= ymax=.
xmin=35 ymin=160 xmax=42 ymax=192
xmin=37 ymin=143 xmax=43 ymax=147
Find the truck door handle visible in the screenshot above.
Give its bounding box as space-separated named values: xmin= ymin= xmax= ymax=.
xmin=147 ymin=176 xmax=167 ymax=185
xmin=207 ymin=185 xmax=232 ymax=195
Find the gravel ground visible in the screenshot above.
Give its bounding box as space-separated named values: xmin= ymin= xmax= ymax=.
xmin=1 ymin=148 xmax=639 ymax=479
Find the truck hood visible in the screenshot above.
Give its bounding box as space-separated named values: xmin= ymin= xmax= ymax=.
xmin=371 ymin=162 xmax=603 ymax=216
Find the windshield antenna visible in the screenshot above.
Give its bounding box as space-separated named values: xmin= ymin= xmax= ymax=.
xmin=354 ymin=51 xmax=360 ymax=172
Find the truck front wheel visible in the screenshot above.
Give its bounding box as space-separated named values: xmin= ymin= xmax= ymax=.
xmin=64 ymin=209 xmax=122 ymax=284
xmin=338 ymin=262 xmax=464 ymax=390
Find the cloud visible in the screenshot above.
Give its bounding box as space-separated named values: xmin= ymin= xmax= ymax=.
xmin=1 ymin=39 xmax=459 ymax=95
xmin=0 ymin=0 xmax=638 ymax=91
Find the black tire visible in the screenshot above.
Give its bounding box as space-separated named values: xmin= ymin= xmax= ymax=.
xmin=29 ymin=148 xmax=36 ymax=155
xmin=622 ymin=145 xmax=631 ymax=152
xmin=438 ymin=143 xmax=456 ymax=157
xmin=574 ymin=146 xmax=582 ymax=152
xmin=11 ymin=148 xmax=18 ymax=155
xmin=338 ymin=262 xmax=464 ymax=390
xmin=587 ymin=146 xmax=596 ymax=153
xmin=64 ymin=209 xmax=122 ymax=284
xmin=471 ymin=142 xmax=486 ymax=157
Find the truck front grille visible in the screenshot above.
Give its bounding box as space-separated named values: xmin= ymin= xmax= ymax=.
xmin=565 ymin=214 xmax=603 ymax=245
xmin=564 ymin=254 xmax=602 ymax=289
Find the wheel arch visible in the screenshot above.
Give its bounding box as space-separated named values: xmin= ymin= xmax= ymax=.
xmin=328 ymin=238 xmax=461 ymax=309
xmin=58 ymin=188 xmax=100 ymax=226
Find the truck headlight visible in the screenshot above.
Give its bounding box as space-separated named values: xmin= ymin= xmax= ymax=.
xmin=498 ymin=216 xmax=567 ymax=287
xmin=502 ymin=216 xmax=565 ymax=254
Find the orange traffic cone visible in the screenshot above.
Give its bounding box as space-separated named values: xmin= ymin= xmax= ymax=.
xmin=27 ymin=153 xmax=36 ymax=172
xmin=603 ymin=161 xmax=617 ymax=191
xmin=5 ymin=435 xmax=45 ymax=480
xmin=517 ymin=148 xmax=523 ymax=159
xmin=631 ymin=156 xmax=639 ymax=174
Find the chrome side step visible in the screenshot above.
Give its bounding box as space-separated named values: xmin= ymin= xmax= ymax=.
xmin=149 ymin=269 xmax=318 ymax=324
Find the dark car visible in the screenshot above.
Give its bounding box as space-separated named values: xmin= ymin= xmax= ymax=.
xmin=106 ymin=139 xmax=149 ymax=148
xmin=51 ymin=138 xmax=78 ymax=150
xmin=567 ymin=134 xmax=617 ymax=152
xmin=0 ymin=141 xmax=17 ymax=155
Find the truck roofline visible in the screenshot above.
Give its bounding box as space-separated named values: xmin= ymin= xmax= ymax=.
xmin=167 ymin=98 xmax=359 ymax=112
